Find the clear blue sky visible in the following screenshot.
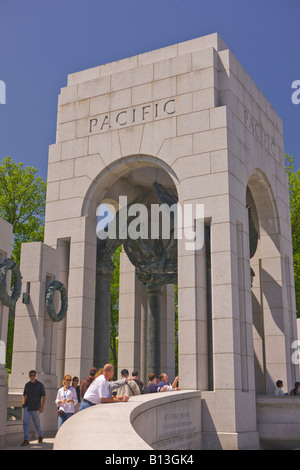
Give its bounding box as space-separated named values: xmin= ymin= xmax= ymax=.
xmin=0 ymin=0 xmax=299 ymax=180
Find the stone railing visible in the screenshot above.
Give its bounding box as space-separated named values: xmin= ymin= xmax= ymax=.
xmin=53 ymin=390 xmax=202 ymax=450
xmin=5 ymin=393 xmax=24 ymax=445
xmin=7 ymin=393 xmax=22 ymax=420
xmin=256 ymin=395 xmax=300 ymax=450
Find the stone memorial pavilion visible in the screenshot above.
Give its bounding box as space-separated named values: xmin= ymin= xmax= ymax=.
xmin=0 ymin=33 xmax=299 ymax=450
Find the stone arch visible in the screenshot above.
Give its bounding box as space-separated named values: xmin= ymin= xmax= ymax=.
xmin=81 ymin=154 xmax=179 ymax=219
xmin=247 ymin=169 xmax=280 ymax=246
xmin=81 ymin=153 xmax=180 ymax=383
xmin=246 ymin=169 xmax=284 ymax=394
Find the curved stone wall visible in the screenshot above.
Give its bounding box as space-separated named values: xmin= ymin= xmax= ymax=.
xmin=53 ymin=390 xmax=201 ymax=450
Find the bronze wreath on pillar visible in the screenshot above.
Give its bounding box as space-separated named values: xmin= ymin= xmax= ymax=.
xmin=45 ymin=280 xmax=68 ymax=322
xmin=0 ymin=258 xmax=22 ymax=308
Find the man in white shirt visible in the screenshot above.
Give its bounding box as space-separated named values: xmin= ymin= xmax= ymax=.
xmin=79 ymin=364 xmax=129 ymax=411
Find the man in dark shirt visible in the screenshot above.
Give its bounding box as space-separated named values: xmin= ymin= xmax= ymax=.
xmin=80 ymin=366 xmax=97 ymax=399
xmin=21 ymin=370 xmax=46 ymax=446
xmin=132 ymin=370 xmax=144 ymax=393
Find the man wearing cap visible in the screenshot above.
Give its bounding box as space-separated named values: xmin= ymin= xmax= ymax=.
xmin=80 ymin=366 xmax=97 ymax=400
xmin=114 ymin=369 xmax=141 ymax=396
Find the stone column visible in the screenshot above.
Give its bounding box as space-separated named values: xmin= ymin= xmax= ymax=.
xmin=94 ymin=262 xmax=114 ymax=368
xmin=118 ymin=251 xmax=146 ymax=379
xmin=56 ymin=239 xmax=70 ymax=386
xmin=146 ymin=284 xmax=163 ymax=378
xmin=63 ymin=217 xmax=97 ymax=379
xmin=160 ymin=284 xmax=176 ymax=381
xmin=9 ymin=242 xmax=60 ymax=435
xmin=178 ymin=223 xmax=208 ymax=391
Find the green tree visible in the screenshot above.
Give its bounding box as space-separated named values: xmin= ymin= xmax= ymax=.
xmin=0 ymin=156 xmax=46 ymax=371
xmin=110 ymin=246 xmax=122 ymax=372
xmin=285 ymin=153 xmax=300 ymax=316
xmin=0 ymin=156 xmax=46 ymax=265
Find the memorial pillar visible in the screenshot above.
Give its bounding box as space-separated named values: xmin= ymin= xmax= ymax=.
xmin=56 ymin=239 xmax=70 ymax=386
xmin=160 ymin=284 xmax=176 ymax=381
xmin=178 ymin=220 xmax=208 ymax=391
xmin=9 ymin=242 xmax=60 ymax=435
xmin=118 ymin=250 xmax=146 ymax=380
xmin=146 ymin=284 xmax=163 ymax=378
xmin=94 ymin=262 xmax=114 ymax=368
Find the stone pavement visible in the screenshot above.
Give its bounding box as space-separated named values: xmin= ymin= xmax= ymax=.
xmin=0 ymin=437 xmax=54 ymax=450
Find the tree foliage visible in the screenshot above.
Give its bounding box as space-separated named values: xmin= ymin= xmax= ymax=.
xmin=0 ymin=156 xmax=46 ymax=264
xmin=0 ymin=156 xmax=46 ymax=371
xmin=110 ymin=246 xmax=122 ymax=371
xmin=285 ymin=153 xmax=300 ymax=316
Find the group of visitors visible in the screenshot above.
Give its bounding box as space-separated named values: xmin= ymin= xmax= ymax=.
xmin=20 ymin=368 xmax=300 ymax=445
xmin=146 ymin=372 xmax=180 ymax=393
xmin=275 ymin=379 xmax=300 ymax=396
xmin=20 ymin=365 xmax=157 ymax=445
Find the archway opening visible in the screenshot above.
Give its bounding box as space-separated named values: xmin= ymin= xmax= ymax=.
xmin=91 ymin=160 xmax=179 ymax=387
xmin=247 ymin=171 xmax=282 ymax=395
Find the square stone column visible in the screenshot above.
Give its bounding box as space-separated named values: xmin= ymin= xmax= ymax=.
xmin=63 ymin=216 xmax=97 ymax=380
xmin=178 ymin=221 xmax=209 ymax=391
xmin=55 ymin=239 xmax=70 ymax=387
xmin=118 ymin=251 xmax=145 ymax=379
xmin=118 ymin=251 xmax=176 ymax=385
xmin=160 ymin=284 xmax=176 ymax=380
xmin=44 ymin=212 xmax=98 ymax=381
xmin=9 ymin=242 xmax=60 ymax=434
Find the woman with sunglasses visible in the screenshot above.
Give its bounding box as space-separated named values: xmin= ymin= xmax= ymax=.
xmin=55 ymin=375 xmax=78 ymax=430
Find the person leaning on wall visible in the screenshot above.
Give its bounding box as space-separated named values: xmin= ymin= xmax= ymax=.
xmin=79 ymin=364 xmax=130 ymax=410
xmin=290 ymin=382 xmax=300 ymax=396
xmin=114 ymin=369 xmax=141 ymax=397
xmin=132 ymin=370 xmax=144 ymax=393
xmin=157 ymin=372 xmax=180 ymax=391
xmin=146 ymin=373 xmax=167 ymax=393
xmin=275 ymin=380 xmax=288 ymax=396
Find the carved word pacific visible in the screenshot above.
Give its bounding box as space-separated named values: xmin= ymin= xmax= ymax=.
xmin=89 ymin=98 xmax=176 ymax=133
xmin=244 ymin=109 xmax=276 ymax=157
